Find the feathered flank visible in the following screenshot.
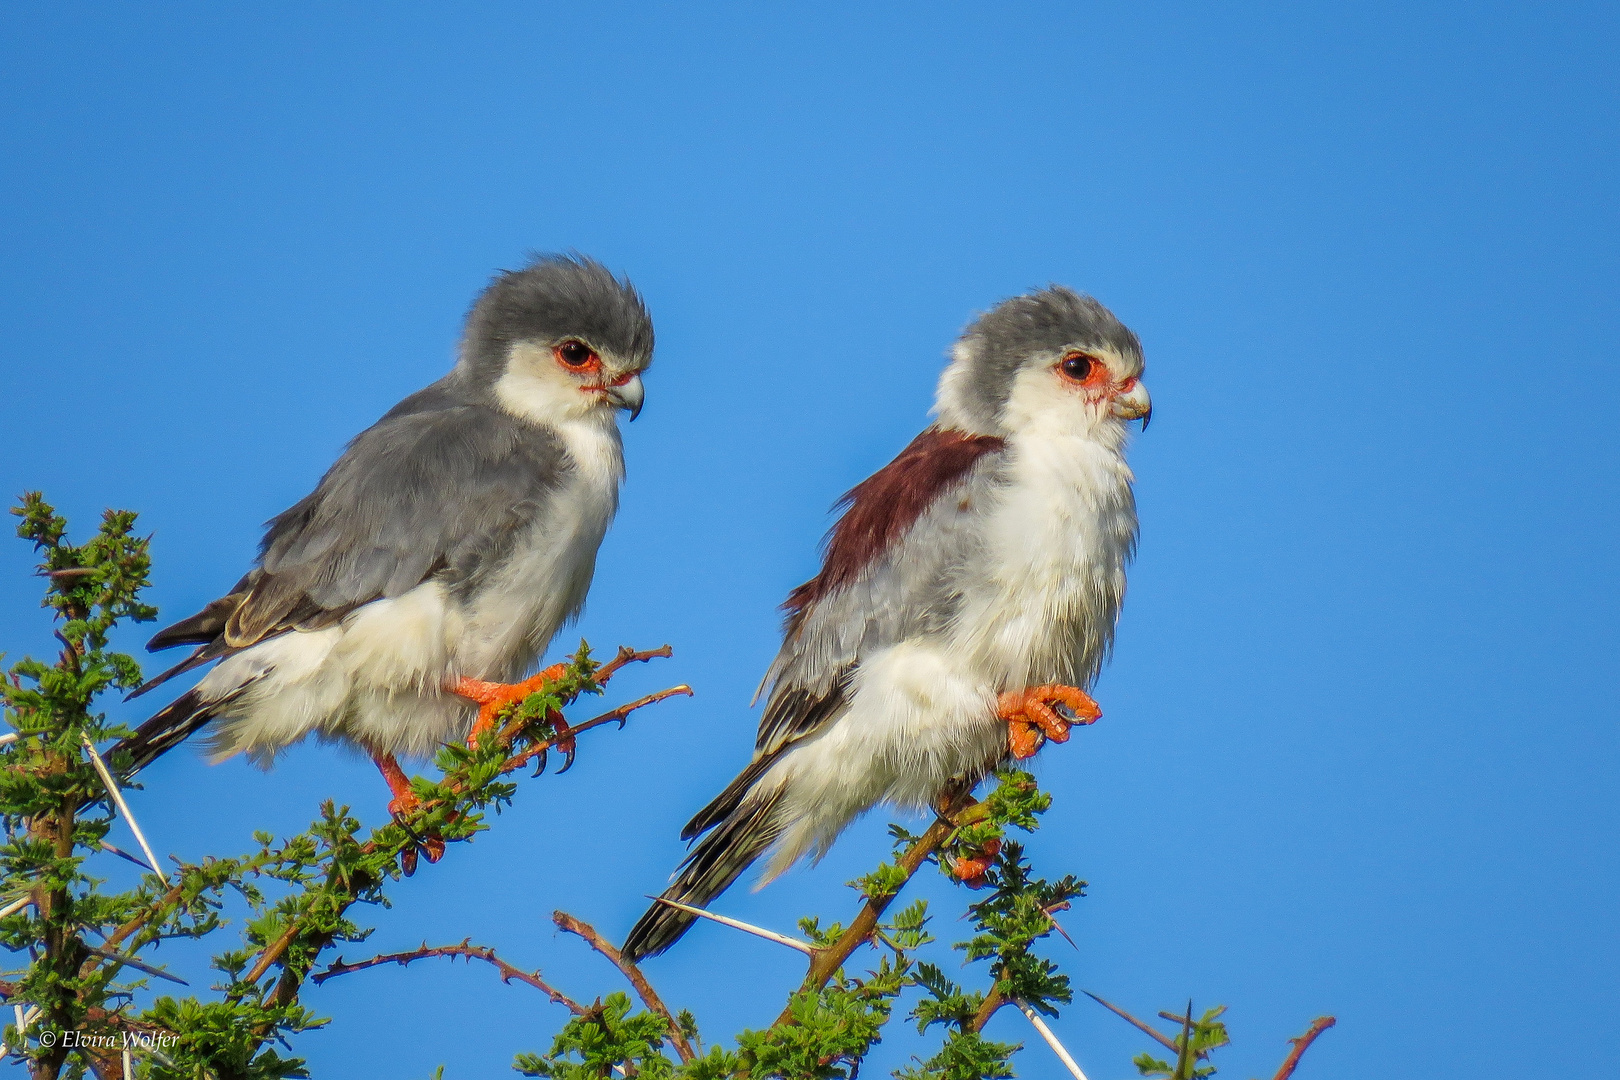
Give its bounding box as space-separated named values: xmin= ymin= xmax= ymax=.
xmin=783 ymin=428 xmax=1005 ymax=625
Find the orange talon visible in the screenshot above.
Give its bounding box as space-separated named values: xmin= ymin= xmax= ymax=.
xmin=996 ymin=684 xmax=1101 ymax=760
xmin=452 ymin=663 xmax=569 ymax=748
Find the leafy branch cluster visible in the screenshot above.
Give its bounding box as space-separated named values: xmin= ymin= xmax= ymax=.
xmin=0 ymin=495 xmax=1334 ymax=1080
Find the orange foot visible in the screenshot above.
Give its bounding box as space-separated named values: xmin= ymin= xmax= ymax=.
xmin=996 ymin=684 xmax=1102 ymax=760
xmin=451 ymin=663 xmax=568 ymax=749
xmin=950 ymin=838 xmax=1001 ymax=888
xmin=372 ymin=751 xmax=444 ymax=868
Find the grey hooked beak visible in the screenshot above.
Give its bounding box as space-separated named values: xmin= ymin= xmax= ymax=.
xmin=606 ymin=373 xmax=645 ymax=421
xmin=1110 ymin=378 xmax=1152 ymax=430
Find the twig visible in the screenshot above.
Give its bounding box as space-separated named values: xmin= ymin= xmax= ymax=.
xmin=0 ymin=896 xmax=31 ymax=921
xmin=1172 ymin=1000 xmax=1194 ymax=1080
xmin=242 ymin=920 xmax=301 ymax=987
xmin=1016 ymin=999 xmax=1089 ymax=1080
xmin=80 ymin=734 xmax=167 ymax=886
xmin=103 ymin=882 xmax=185 ymax=951
xmin=594 ymin=644 xmax=674 ymax=684
xmin=501 ymin=686 xmax=692 ymax=776
xmin=0 ymin=732 xmax=17 ymax=748
xmin=82 ymin=944 xmax=189 ymax=986
xmin=1271 ymin=1016 xmax=1335 ymax=1080
xmin=1081 ymin=990 xmax=1180 ymax=1054
xmin=650 ymin=897 xmax=815 ymax=955
xmin=782 ymin=781 xmax=979 ymax=1023
xmin=99 ymin=840 xmax=153 ymax=872
xmin=312 ymin=938 xmax=585 ymax=1015
xmin=553 ymin=911 xmax=695 ymax=1063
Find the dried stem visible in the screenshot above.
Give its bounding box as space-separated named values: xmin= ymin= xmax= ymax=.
xmin=650 ymin=897 xmax=814 ymax=955
xmin=312 ymin=938 xmax=585 ymax=1015
xmin=553 ymin=910 xmax=695 ymax=1063
xmin=776 ymin=781 xmax=980 ymax=1026
xmin=1080 ymin=990 xmax=1179 ymax=1054
xmin=594 ymin=644 xmax=674 ymax=684
xmin=1015 ymin=999 xmax=1089 ymax=1080
xmin=1272 ymin=1016 xmax=1335 ymax=1080
xmin=80 ymin=734 xmax=167 ymax=886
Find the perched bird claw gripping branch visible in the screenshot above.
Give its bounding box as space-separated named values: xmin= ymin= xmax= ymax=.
xmin=111 ymin=255 xmax=656 ymax=820
xmin=624 ymin=285 xmax=1149 ymax=961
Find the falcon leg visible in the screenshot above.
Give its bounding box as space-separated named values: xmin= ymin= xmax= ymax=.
xmin=372 ymin=752 xmax=445 ymax=865
xmin=995 ymin=684 xmax=1102 ymax=760
xmin=451 ymin=663 xmax=569 ymax=749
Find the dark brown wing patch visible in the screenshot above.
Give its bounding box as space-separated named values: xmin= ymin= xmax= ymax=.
xmin=783 ymin=426 xmax=1004 ymax=620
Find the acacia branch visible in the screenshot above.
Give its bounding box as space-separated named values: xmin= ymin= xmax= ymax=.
xmin=1272 ymin=1016 xmax=1335 ymax=1080
xmin=553 ymin=910 xmax=695 ymax=1063
xmin=594 ymin=644 xmax=674 ymax=684
xmin=312 ymin=938 xmax=584 ymax=1015
xmin=776 ymin=781 xmax=980 ymax=1026
xmin=501 ymin=685 xmax=693 ymax=777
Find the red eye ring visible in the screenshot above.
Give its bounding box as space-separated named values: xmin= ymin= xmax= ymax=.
xmin=554 ymin=340 xmax=599 ymax=369
xmin=1057 ymin=351 xmax=1098 ymax=384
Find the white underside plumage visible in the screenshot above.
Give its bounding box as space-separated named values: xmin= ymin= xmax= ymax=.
xmin=757 ymin=421 xmax=1137 ymax=879
xmin=195 ymin=414 xmax=623 ymax=767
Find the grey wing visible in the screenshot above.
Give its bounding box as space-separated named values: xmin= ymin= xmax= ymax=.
xmin=148 ymin=402 xmax=569 ymax=661
xmin=680 ymin=462 xmax=994 ymax=841
xmin=752 ymin=476 xmax=988 ymax=755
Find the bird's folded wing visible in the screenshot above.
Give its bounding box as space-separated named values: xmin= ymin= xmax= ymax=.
xmin=150 ymin=404 xmax=569 ymax=660
xmin=751 ymin=427 xmax=1005 ymax=758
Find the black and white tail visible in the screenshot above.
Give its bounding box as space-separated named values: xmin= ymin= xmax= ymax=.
xmin=112 ymin=689 xmax=222 ymax=776
xmin=621 ymin=788 xmax=784 ymax=962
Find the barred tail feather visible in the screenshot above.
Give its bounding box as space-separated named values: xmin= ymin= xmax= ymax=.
xmin=622 ymin=789 xmax=784 ymax=962
xmin=112 ymin=689 xmax=219 ymax=776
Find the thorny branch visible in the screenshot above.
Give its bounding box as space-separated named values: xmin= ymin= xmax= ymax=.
xmin=313 ymin=938 xmax=585 ymax=1015
xmin=1272 ymin=1016 xmax=1335 ymax=1080
xmin=778 ymin=780 xmax=980 ymax=1026
xmin=553 ymin=911 xmax=696 ymax=1063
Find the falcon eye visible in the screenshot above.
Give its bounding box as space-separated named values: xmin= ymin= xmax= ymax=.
xmin=1058 ymin=352 xmax=1096 ymax=382
xmin=554 ymin=340 xmax=597 ymax=369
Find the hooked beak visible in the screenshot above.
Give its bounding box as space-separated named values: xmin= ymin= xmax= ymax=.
xmin=606 ymin=372 xmax=645 ymax=421
xmin=1110 ymin=378 xmax=1152 ymax=430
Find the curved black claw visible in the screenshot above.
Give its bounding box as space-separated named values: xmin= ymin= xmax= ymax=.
xmin=529 ymin=747 xmax=549 ymax=777
xmin=555 ymin=742 xmax=577 ymax=775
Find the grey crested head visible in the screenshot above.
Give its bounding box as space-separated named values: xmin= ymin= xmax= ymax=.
xmin=458 ymin=253 xmax=655 ymax=423
xmin=934 ymin=286 xmax=1146 ymax=438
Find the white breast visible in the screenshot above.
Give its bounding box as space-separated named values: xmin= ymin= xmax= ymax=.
xmin=454 ymin=415 xmax=624 ymax=680
xmin=950 ymin=428 xmax=1137 ymax=690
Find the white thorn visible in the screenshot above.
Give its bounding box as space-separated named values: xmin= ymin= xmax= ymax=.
xmin=1016 ymin=999 xmax=1089 ymax=1080
xmin=651 ymin=897 xmax=815 ymax=955
xmin=123 ymin=1047 xmax=133 ymax=1080
xmin=0 ymin=732 xmax=18 ymax=748
xmin=12 ymin=1004 xmax=24 ymax=1038
xmin=81 ymin=734 xmax=168 ymax=887
xmin=0 ymin=896 xmax=32 ymax=920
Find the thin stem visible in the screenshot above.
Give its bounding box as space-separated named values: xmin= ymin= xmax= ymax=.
xmin=553 ymin=911 xmax=695 ymax=1064
xmin=80 ymin=734 xmax=166 ymax=887
xmin=1015 ymin=999 xmax=1089 ymax=1080
xmin=649 ymin=897 xmax=814 ymax=955
xmin=1080 ymin=990 xmax=1180 ymax=1054
xmin=312 ymin=938 xmax=584 ymax=1015
xmin=1271 ymin=1016 xmax=1335 ymax=1080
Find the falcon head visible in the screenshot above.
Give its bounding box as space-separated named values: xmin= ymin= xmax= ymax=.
xmin=934 ymin=286 xmax=1150 ymax=445
xmin=461 ymin=253 xmax=655 ymax=424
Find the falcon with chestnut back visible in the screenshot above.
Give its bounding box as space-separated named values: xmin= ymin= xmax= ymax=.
xmin=625 ymin=285 xmax=1151 ymax=960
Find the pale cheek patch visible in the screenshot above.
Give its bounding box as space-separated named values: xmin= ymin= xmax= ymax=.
xmin=494 ymin=342 xmax=597 ymax=425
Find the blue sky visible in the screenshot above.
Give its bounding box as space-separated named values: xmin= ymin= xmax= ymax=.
xmin=2 ymin=3 xmax=1617 ymax=1077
